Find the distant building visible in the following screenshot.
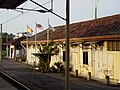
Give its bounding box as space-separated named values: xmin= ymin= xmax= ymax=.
xmin=3 ymin=36 xmax=26 ymax=60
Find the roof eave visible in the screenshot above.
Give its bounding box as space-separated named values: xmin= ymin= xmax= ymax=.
xmin=21 ymin=34 xmax=120 ymax=45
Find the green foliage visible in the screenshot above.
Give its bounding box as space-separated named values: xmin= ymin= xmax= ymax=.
xmin=37 ymin=60 xmax=49 ymax=72
xmin=2 ymin=33 xmax=15 ymax=43
xmin=2 ymin=50 xmax=6 ymax=57
xmin=55 ymin=62 xmax=62 ymax=68
xmin=50 ymin=62 xmax=73 ymax=73
xmin=50 ymin=66 xmax=57 ymax=73
xmin=2 ymin=33 xmax=15 ymax=51
xmin=33 ymin=40 xmax=59 ymax=72
xmin=54 ymin=62 xmax=65 ymax=73
xmin=16 ymin=54 xmax=26 ymax=62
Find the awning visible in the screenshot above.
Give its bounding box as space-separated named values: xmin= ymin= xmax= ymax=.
xmin=0 ymin=0 xmax=27 ymax=9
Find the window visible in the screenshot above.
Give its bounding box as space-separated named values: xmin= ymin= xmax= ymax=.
xmin=107 ymin=41 xmax=120 ymax=51
xmin=63 ymin=51 xmax=66 ymax=62
xmin=83 ymin=52 xmax=88 ymax=65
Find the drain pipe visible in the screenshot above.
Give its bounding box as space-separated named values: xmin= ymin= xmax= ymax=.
xmin=21 ymin=42 xmax=26 ymax=51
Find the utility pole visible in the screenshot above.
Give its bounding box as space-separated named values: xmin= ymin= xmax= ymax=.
xmin=65 ymin=0 xmax=70 ymax=90
xmin=0 ymin=24 xmax=2 ymax=63
xmin=47 ymin=19 xmax=50 ymax=45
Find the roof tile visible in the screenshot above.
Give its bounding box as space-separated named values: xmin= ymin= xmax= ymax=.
xmin=28 ymin=14 xmax=120 ymax=41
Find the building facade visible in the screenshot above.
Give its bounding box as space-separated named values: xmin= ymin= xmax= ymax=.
xmin=21 ymin=14 xmax=120 ymax=82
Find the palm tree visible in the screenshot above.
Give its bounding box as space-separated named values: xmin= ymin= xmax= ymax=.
xmin=33 ymin=41 xmax=59 ymax=72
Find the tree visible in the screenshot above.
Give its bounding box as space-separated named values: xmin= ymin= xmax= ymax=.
xmin=2 ymin=33 xmax=15 ymax=43
xmin=2 ymin=33 xmax=15 ymax=51
xmin=33 ymin=41 xmax=59 ymax=72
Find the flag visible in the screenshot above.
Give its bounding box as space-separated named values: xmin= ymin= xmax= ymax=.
xmin=26 ymin=32 xmax=32 ymax=37
xmin=27 ymin=25 xmax=33 ymax=33
xmin=49 ymin=24 xmax=55 ymax=32
xmin=36 ymin=23 xmax=44 ymax=30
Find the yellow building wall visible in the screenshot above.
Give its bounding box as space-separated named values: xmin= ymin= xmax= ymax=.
xmin=76 ymin=42 xmax=109 ymax=79
xmin=50 ymin=45 xmax=66 ymax=67
xmin=27 ymin=45 xmax=39 ymax=66
xmin=93 ymin=42 xmax=120 ymax=81
xmin=108 ymin=51 xmax=120 ymax=80
xmin=99 ymin=42 xmax=120 ymax=81
xmin=93 ymin=42 xmax=108 ymax=79
xmin=71 ymin=46 xmax=80 ymax=72
xmin=9 ymin=45 xmax=15 ymax=59
xmin=80 ymin=46 xmax=93 ymax=76
xmin=71 ymin=44 xmax=93 ymax=77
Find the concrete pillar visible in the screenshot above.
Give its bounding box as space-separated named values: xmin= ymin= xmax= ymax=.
xmin=14 ymin=47 xmax=16 ymax=60
xmin=87 ymin=72 xmax=91 ymax=80
xmin=6 ymin=45 xmax=8 ymax=57
xmin=74 ymin=70 xmax=78 ymax=77
xmin=105 ymin=75 xmax=110 ymax=85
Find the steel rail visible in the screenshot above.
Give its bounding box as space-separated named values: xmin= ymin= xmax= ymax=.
xmin=0 ymin=70 xmax=31 ymax=90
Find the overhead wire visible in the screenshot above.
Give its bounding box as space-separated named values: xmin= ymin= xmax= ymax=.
xmin=22 ymin=0 xmax=28 ymax=8
xmin=2 ymin=0 xmax=54 ymax=25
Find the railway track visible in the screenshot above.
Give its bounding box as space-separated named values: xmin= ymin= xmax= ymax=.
xmin=0 ymin=70 xmax=31 ymax=90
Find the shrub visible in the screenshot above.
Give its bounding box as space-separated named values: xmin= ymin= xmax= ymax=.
xmin=54 ymin=62 xmax=65 ymax=73
xmin=50 ymin=66 xmax=57 ymax=73
xmin=16 ymin=54 xmax=26 ymax=62
xmin=37 ymin=60 xmax=49 ymax=72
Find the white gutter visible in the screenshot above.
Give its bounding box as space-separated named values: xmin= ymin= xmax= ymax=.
xmin=21 ymin=42 xmax=26 ymax=51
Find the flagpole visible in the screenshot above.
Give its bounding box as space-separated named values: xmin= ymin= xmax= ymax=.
xmin=26 ymin=25 xmax=29 ymax=65
xmin=47 ymin=19 xmax=50 ymax=71
xmin=34 ymin=23 xmax=37 ymax=68
xmin=26 ymin=35 xmax=28 ymax=64
xmin=47 ymin=19 xmax=49 ymax=44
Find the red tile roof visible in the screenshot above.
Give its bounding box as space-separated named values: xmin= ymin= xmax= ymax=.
xmin=26 ymin=14 xmax=120 ymax=42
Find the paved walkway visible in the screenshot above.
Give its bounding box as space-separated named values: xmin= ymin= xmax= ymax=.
xmin=0 ymin=59 xmax=120 ymax=90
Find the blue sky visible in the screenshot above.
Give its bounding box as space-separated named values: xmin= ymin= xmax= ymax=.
xmin=0 ymin=0 xmax=120 ymax=35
